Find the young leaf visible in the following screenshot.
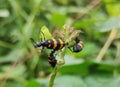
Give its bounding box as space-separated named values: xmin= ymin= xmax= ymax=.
xmin=40 ymin=26 xmax=53 ymax=40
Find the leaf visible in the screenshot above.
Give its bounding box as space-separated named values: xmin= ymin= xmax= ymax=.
xmin=40 ymin=26 xmax=53 ymax=40
xmin=60 ymin=57 xmax=90 ymax=75
xmin=100 ymin=17 xmax=120 ymax=32
xmin=104 ymin=0 xmax=120 ymax=16
xmin=0 ymin=48 xmax=26 ymax=63
xmin=36 ymin=78 xmax=48 ymax=87
xmin=55 ymin=0 xmax=68 ymax=5
xmin=50 ymin=13 xmax=67 ymax=28
xmin=5 ymin=81 xmax=24 ymax=87
xmin=60 ymin=58 xmax=120 ymax=75
xmin=84 ymin=74 xmax=120 ymax=87
xmin=64 ymin=55 xmax=84 ymax=65
xmin=0 ymin=9 xmax=9 ymax=17
xmin=54 ymin=75 xmax=86 ymax=87
xmin=25 ymin=79 xmax=41 ymax=87
xmin=75 ymin=42 xmax=100 ymax=58
xmin=0 ymin=65 xmax=26 ymax=80
xmin=37 ymin=74 xmax=120 ymax=87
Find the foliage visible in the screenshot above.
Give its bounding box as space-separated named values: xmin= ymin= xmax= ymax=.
xmin=0 ymin=0 xmax=120 ymax=87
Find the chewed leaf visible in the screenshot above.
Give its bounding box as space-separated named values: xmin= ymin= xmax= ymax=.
xmin=40 ymin=26 xmax=53 ymax=40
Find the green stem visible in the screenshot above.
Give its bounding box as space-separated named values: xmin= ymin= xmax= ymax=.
xmin=48 ymin=25 xmax=76 ymax=87
xmin=48 ymin=67 xmax=58 ymax=87
xmin=48 ymin=47 xmax=67 ymax=87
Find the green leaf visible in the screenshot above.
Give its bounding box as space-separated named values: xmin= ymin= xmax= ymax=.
xmin=0 ymin=65 xmax=26 ymax=80
xmin=25 ymin=79 xmax=41 ymax=87
xmin=37 ymin=74 xmax=120 ymax=87
xmin=51 ymin=13 xmax=67 ymax=28
xmin=55 ymin=0 xmax=68 ymax=5
xmin=77 ymin=42 xmax=100 ymax=58
xmin=40 ymin=26 xmax=52 ymax=40
xmin=84 ymin=74 xmax=120 ymax=87
xmin=100 ymin=17 xmax=120 ymax=32
xmin=54 ymin=75 xmax=86 ymax=87
xmin=60 ymin=59 xmax=120 ymax=75
xmin=64 ymin=55 xmax=84 ymax=65
xmin=5 ymin=81 xmax=24 ymax=87
xmin=60 ymin=58 xmax=90 ymax=75
xmin=0 ymin=49 xmax=26 ymax=63
xmin=104 ymin=0 xmax=120 ymax=16
xmin=0 ymin=9 xmax=9 ymax=17
xmin=36 ymin=78 xmax=48 ymax=87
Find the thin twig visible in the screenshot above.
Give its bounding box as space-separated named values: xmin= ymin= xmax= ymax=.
xmin=75 ymin=0 xmax=102 ymax=19
xmin=96 ymin=28 xmax=117 ymax=61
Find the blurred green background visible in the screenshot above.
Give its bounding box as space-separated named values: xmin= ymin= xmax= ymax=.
xmin=0 ymin=0 xmax=120 ymax=87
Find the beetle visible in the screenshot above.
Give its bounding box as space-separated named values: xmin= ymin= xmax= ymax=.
xmin=30 ymin=38 xmax=66 ymax=51
xmin=30 ymin=37 xmax=66 ymax=68
xmin=73 ymin=38 xmax=84 ymax=52
xmin=48 ymin=50 xmax=56 ymax=68
xmin=68 ymin=38 xmax=84 ymax=52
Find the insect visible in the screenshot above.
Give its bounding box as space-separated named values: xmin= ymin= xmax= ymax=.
xmin=48 ymin=50 xmax=57 ymax=68
xmin=52 ymin=28 xmax=83 ymax=53
xmin=68 ymin=38 xmax=84 ymax=52
xmin=30 ymin=33 xmax=67 ymax=68
xmin=31 ymin=38 xmax=66 ymax=51
xmin=73 ymin=38 xmax=84 ymax=52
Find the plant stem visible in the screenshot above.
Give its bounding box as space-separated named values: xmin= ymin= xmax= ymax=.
xmin=96 ymin=28 xmax=117 ymax=61
xmin=48 ymin=25 xmax=78 ymax=87
xmin=48 ymin=47 xmax=66 ymax=87
xmin=48 ymin=66 xmax=58 ymax=87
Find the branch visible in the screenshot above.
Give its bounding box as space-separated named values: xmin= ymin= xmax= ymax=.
xmin=76 ymin=0 xmax=102 ymax=19
xmin=96 ymin=28 xmax=117 ymax=61
xmin=48 ymin=47 xmax=66 ymax=87
xmin=48 ymin=67 xmax=58 ymax=87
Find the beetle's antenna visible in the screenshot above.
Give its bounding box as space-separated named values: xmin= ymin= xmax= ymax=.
xmin=30 ymin=38 xmax=42 ymax=48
